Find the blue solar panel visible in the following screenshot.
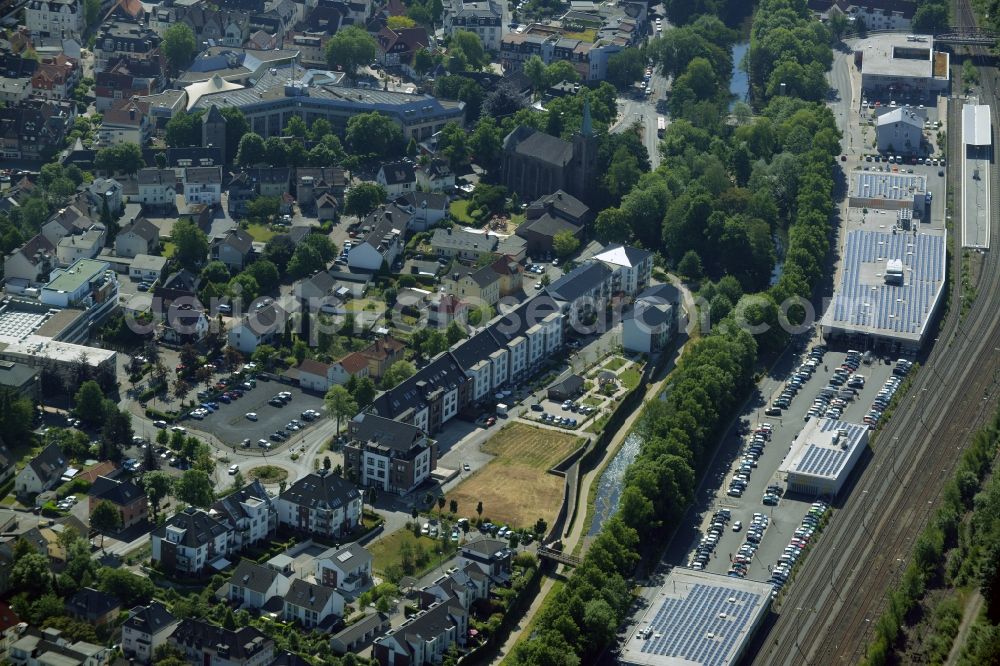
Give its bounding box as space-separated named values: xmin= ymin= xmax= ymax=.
xmin=638 ymin=583 xmax=764 ymax=665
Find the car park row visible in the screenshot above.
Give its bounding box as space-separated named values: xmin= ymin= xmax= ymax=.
xmin=728 ymin=422 xmax=772 ymax=498
xmin=768 ymin=501 xmax=830 ymax=594
xmin=729 ymin=513 xmax=770 ymax=579
xmin=690 ymin=508 xmax=732 ymax=571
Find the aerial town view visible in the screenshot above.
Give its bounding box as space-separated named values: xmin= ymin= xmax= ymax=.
xmin=0 ymin=0 xmax=997 ymax=663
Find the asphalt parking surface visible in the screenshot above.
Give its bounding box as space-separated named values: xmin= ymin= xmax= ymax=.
xmin=186 ymin=383 xmax=326 ymax=447
xmin=686 ymin=349 xmax=898 ymax=583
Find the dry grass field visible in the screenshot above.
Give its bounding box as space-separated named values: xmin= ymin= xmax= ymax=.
xmin=447 ymin=423 xmax=584 ymax=529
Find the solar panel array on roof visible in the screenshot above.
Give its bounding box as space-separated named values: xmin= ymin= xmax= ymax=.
xmin=790 ymin=420 xmax=868 ymax=479
xmin=854 ymin=172 xmax=926 ymax=200
xmin=0 ymin=310 xmax=48 ymax=341
xmin=637 ymin=584 xmax=763 ymax=666
xmin=827 ymin=230 xmax=945 ymax=338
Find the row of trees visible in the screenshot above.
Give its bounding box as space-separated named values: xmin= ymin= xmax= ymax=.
xmin=748 ymin=0 xmax=833 ymax=102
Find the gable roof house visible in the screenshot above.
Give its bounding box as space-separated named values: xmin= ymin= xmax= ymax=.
xmin=137 ymin=168 xmax=177 ymax=210
xmin=167 ymin=619 xmax=274 ymax=666
xmin=372 ymin=598 xmax=468 ymax=666
xmin=458 ymin=536 xmax=512 ymax=582
xmin=330 ymin=612 xmax=389 ymax=655
xmin=183 ymin=165 xmax=223 ymax=206
xmin=15 ymin=443 xmax=66 ymax=497
xmin=376 ymin=26 xmax=429 ymax=72
xmin=442 ymin=263 xmax=501 ymax=307
xmin=376 ymin=161 xmax=417 ymax=198
xmin=98 ymin=98 xmax=150 ymax=147
xmin=210 ymin=479 xmax=277 ymax=549
xmin=41 ymin=203 xmax=95 ymax=244
xmin=150 ymin=507 xmax=233 ymax=576
xmin=347 ymin=205 xmax=407 ymax=272
xmin=592 ymin=243 xmax=653 ymax=296
xmin=115 ymin=217 xmax=160 ymax=259
xmin=394 ymin=191 xmax=449 ymax=231
xmin=354 ymin=335 xmax=406 ymax=380
xmin=122 ymin=602 xmax=177 ymax=663
xmin=211 ymin=228 xmax=255 ymax=271
xmin=56 ymin=226 xmax=105 ymax=267
xmin=315 ymin=543 xmax=373 ymax=595
xmin=88 ymin=475 xmax=148 ymax=529
xmin=86 ymin=177 xmax=123 ymax=219
xmin=282 ymin=579 xmax=345 ymax=629
xmin=228 ymin=301 xmax=285 ymax=354
xmin=317 ymin=192 xmax=339 ymax=222
xmin=369 ymin=351 xmax=472 ymax=435
xmin=65 ymin=587 xmax=121 ymax=626
xmin=274 ymin=472 xmax=363 ymax=539
xmin=516 ymin=190 xmax=592 ymax=255
xmin=160 ymin=303 xmax=209 ymax=345
xmin=414 ymin=160 xmax=455 ymax=193
xmin=296 ymin=358 xmax=335 ymax=393
xmin=417 ymin=567 xmax=490 ymax=610
xmin=4 ymin=234 xmax=56 ymax=286
xmin=295 ymin=167 xmax=348 ymax=206
xmin=226 ymin=559 xmax=291 ymax=610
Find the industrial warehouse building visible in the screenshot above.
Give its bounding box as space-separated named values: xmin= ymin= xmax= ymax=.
xmin=779 ymin=418 xmax=869 ymax=497
xmin=619 ymin=569 xmax=772 ymax=666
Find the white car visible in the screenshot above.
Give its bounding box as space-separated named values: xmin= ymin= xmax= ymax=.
xmin=171 ymin=426 xmax=186 ymax=433
xmin=245 ymin=412 xmax=258 ymax=421
xmin=732 ymin=521 xmax=743 ymax=532
xmin=228 ymin=464 xmax=239 ymax=475
xmin=153 ymin=420 xmax=167 ymax=428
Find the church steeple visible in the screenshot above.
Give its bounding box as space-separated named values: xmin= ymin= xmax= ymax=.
xmin=581 ymin=97 xmax=593 ymax=137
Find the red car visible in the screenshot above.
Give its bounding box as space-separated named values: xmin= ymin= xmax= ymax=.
xmin=486 ymin=416 xmax=497 ymax=426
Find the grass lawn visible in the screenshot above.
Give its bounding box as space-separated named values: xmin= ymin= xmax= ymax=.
xmin=246 ymin=223 xmax=276 ymax=243
xmin=562 ymin=29 xmax=596 ymax=41
xmin=447 ymin=423 xmax=584 ymax=529
xmin=450 ymin=199 xmax=474 ymax=225
xmin=345 ymin=298 xmax=386 ymax=314
xmin=246 ymin=465 xmax=288 ymax=483
xmin=620 ymin=368 xmax=642 ymax=391
xmin=604 ymin=356 xmax=627 ymax=371
xmin=369 ymin=527 xmax=458 ymax=579
xmin=582 ymin=395 xmax=604 ymax=407
xmin=162 ymin=241 xmax=176 ymax=258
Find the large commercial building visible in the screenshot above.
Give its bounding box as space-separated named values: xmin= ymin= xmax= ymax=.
xmin=778 ymin=418 xmax=869 ymax=497
xmin=857 ymin=34 xmax=949 ymax=98
xmin=848 ymin=171 xmax=927 ymax=218
xmin=620 ymin=569 xmax=772 ymax=666
xmin=820 ymin=229 xmax=946 ymax=350
xmin=190 ymin=66 xmax=465 ymax=141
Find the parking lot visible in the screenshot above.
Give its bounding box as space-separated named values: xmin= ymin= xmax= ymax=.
xmin=184 ymin=382 xmax=326 ymax=448
xmin=684 ymin=347 xmax=898 ymax=583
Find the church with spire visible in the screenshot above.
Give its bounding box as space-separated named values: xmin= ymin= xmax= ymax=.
xmin=500 ymin=98 xmax=599 ymax=205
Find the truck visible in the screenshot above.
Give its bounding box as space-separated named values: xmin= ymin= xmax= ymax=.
xmin=496 ymin=403 xmax=509 ymax=417
xmin=657 ymin=116 xmax=667 ymax=138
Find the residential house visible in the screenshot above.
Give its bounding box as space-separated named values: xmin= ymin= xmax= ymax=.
xmin=489 ymin=255 xmax=523 ymax=296
xmin=442 ymin=263 xmax=501 ymax=307
xmin=137 ymin=169 xmax=177 ymax=209
xmin=228 ymin=301 xmax=284 ymax=353
xmin=88 ymin=475 xmax=148 ymax=529
xmin=442 ymin=0 xmax=502 ymax=51
xmin=87 ymin=178 xmax=123 ymax=219
xmin=121 ymin=602 xmax=177 ymax=663
xmin=282 ymin=31 xmax=330 ymax=67
xmin=376 ymin=26 xmax=429 ymax=70
xmin=394 ymin=191 xmax=448 ymax=231
xmin=9 ymin=628 xmax=111 ymax=666
xmin=457 ymin=536 xmax=512 ymax=582
xmin=431 ymin=227 xmax=498 ymax=262
xmin=151 ymin=5 xmax=250 ymax=49
xmin=0 ymin=77 xmax=31 ymax=105
xmin=876 ymin=106 xmax=923 ymax=154
xmin=516 ymin=190 xmax=592 ymax=256
xmin=623 ymin=283 xmax=678 ymax=354
xmin=41 ymin=203 xmax=95 ymax=245
xmin=56 ymin=227 xmax=105 ymax=266
xmin=161 ymin=303 xmax=210 ymax=345
xmin=347 ymin=205 xmax=407 ymax=271
xmin=592 ymin=244 xmax=653 ymax=296
xmin=417 ymin=567 xmax=489 ymax=610
xmin=328 ymin=353 xmax=371 ymax=387
xmin=30 ymin=54 xmax=78 ymax=101
xmin=375 ymin=161 xmax=416 ymax=198
xmin=345 ymin=414 xmax=437 ymax=496
xmin=167 ymin=619 xmax=274 ymax=666
xmin=25 ymin=0 xmax=84 ymax=39
xmin=372 ymin=598 xmax=468 ymax=666
xmin=94 ymin=65 xmax=153 ymax=113
xmin=15 ymin=443 xmax=66 ymax=497
xmin=274 ymin=471 xmax=363 ymax=539
xmin=317 ymin=193 xmax=339 ymax=222
xmin=547 ymin=260 xmax=611 ymax=323
xmin=0 ymin=100 xmax=73 ymax=160
xmin=226 ymin=559 xmax=291 ymax=610
xmin=65 ymin=588 xmax=121 ymax=627
xmin=210 ymin=479 xmax=277 ymax=549
xmin=315 ymin=543 xmax=373 ymax=595
xmin=109 ymin=0 xmax=145 ymax=22
xmin=98 ymin=98 xmax=150 ymax=146
xmin=369 ymin=352 xmax=471 ymax=435
xmin=39 ymin=258 xmax=119 ymax=311
xmin=115 ymin=217 xmax=160 ymax=259
xmin=414 ymin=161 xmax=455 ymax=193
xmin=282 ymin=579 xmax=344 ymax=629
xmin=297 ymin=359 xmax=335 ymax=393
xmin=0 ymin=362 xmax=40 ymax=401
xmin=95 ymin=19 xmax=162 ymax=71
xmin=247 ymin=29 xmax=278 ymax=50
xmin=4 ymin=234 xmax=56 ymax=285
xmin=150 ymin=507 xmax=233 ymax=576
xmin=211 ymin=228 xmax=255 ymax=271
xmin=295 ymin=167 xmax=348 ymax=207
xmin=355 ymin=336 xmax=406 ymax=379
xmin=330 ymin=613 xmax=389 ymax=655
xmin=428 ymin=293 xmax=467 ymax=327
xmin=183 ymin=166 xmax=223 ymax=206
xmin=293 ymin=270 xmax=337 ymax=310
xmin=0 ymin=601 xmax=24 ymax=657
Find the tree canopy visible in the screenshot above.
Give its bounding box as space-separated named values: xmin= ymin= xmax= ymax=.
xmin=325 ymin=26 xmax=378 ymax=76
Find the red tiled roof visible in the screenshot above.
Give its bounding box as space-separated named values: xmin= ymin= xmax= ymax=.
xmin=298 ymin=358 xmax=332 ymax=377
xmin=339 ymin=352 xmax=369 ymax=374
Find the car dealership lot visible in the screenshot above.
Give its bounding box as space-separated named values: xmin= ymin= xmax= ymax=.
xmin=185 ymin=383 xmax=326 ymax=447
xmin=685 ymin=348 xmax=897 ymax=583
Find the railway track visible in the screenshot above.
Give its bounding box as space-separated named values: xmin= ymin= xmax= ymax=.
xmin=750 ymin=3 xmax=1000 ymax=663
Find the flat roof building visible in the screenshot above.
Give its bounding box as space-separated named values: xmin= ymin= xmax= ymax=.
xmin=962 ymin=103 xmax=992 ymax=249
xmin=848 ymin=171 xmax=927 ymax=213
xmin=857 ymin=33 xmax=949 ymax=97
xmin=963 ymin=103 xmax=992 ymax=147
xmin=620 ymin=569 xmax=772 ymax=666
xmin=778 ymin=418 xmax=869 ymax=497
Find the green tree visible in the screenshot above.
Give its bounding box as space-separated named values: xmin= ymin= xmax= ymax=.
xmin=100 ymin=406 xmax=133 ymax=461
xmin=283 ymin=115 xmax=308 ymax=139
xmin=163 ymin=24 xmax=197 ymax=73
xmin=677 ymin=250 xmax=703 ymax=280
xmin=345 ymin=112 xmax=404 ymax=160
xmin=175 ymin=470 xmax=214 ymax=507
xmin=382 ymin=360 xmax=416 ymax=389
xmin=912 ymin=4 xmax=949 ymax=32
xmin=228 ymin=273 xmax=259 ymax=301
xmin=245 ymin=259 xmax=280 ymax=292
xmin=264 ymin=235 xmax=296 ymax=272
xmin=446 ymin=320 xmax=467 ymax=345
xmin=606 ymin=47 xmax=645 ymax=89
xmin=246 ymin=195 xmax=281 ymax=223
xmin=144 ymin=472 xmax=173 ymax=518
xmin=97 ymin=567 xmax=155 ymax=606
xmin=220 ymin=107 xmax=250 ymax=163
xmin=552 ymin=230 xmax=580 ymax=259
xmin=450 ymin=30 xmax=487 ymax=70
xmin=345 ymin=182 xmax=388 ymax=217
xmin=90 ymin=500 xmax=122 ymax=550
xmin=236 ymin=132 xmax=266 ymax=166
xmin=94 ymin=143 xmax=144 ymax=175
xmin=469 ymin=117 xmax=502 ymax=166
xmin=544 ymin=60 xmax=580 ymax=88
xmin=84 ymin=0 xmax=100 ymax=25
xmin=324 ymin=385 xmax=358 ymax=435
xmin=171 ymin=218 xmax=209 ymax=271
xmin=10 ymin=552 xmax=51 ymax=595
xmin=73 ymin=380 xmax=104 ymax=425
xmin=351 ymin=376 xmax=377 ymax=407
xmin=524 ymin=55 xmax=546 ymax=91
xmin=325 ymin=25 xmax=378 ymax=76
xmin=309 ymin=118 xmax=333 ymax=142
xmin=264 ymin=136 xmax=289 ymax=167
xmin=287 ymin=244 xmax=325 ymax=279
xmin=413 ymin=48 xmax=436 ymax=76
xmin=165 ymin=110 xmax=204 ymax=147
